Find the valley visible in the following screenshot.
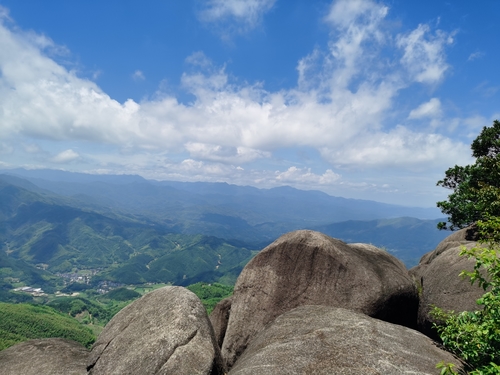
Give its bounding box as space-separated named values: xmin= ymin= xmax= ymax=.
xmin=0 ymin=169 xmax=449 ymax=351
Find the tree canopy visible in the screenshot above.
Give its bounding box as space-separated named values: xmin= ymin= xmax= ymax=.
xmin=437 ymin=120 xmax=500 ymax=231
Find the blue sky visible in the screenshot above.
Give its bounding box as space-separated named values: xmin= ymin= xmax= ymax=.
xmin=0 ymin=0 xmax=499 ymax=207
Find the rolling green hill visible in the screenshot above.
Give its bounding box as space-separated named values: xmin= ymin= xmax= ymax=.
xmin=0 ymin=177 xmax=257 ymax=290
xmin=0 ymin=302 xmax=95 ymax=350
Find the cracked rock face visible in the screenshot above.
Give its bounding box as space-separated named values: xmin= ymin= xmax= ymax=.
xmin=209 ymin=296 xmax=232 ymax=349
xmin=228 ymin=305 xmax=463 ymax=375
xmin=0 ymin=338 xmax=89 ymax=375
xmin=410 ymin=227 xmax=484 ymax=338
xmin=87 ymin=286 xmax=224 ymax=375
xmin=220 ymin=230 xmax=418 ymax=368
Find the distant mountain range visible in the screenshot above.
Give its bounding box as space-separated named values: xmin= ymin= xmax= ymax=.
xmin=0 ymin=169 xmax=450 ymax=290
xmin=1 ymin=168 xmax=442 ymax=242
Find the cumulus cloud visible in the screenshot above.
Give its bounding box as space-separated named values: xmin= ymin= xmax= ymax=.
xmin=275 ymin=167 xmax=341 ymax=185
xmin=198 ymin=0 xmax=276 ymax=34
xmin=50 ymin=149 xmax=80 ymax=163
xmin=320 ymin=126 xmax=472 ymax=170
xmin=23 ymin=143 xmax=42 ymax=154
xmin=397 ymin=24 xmax=453 ymax=84
xmin=408 ymin=98 xmax=442 ymax=119
xmin=185 ymin=142 xmax=270 ymax=164
xmin=319 ymin=0 xmax=389 ymax=90
xmin=0 ymin=0 xmax=472 ymax=203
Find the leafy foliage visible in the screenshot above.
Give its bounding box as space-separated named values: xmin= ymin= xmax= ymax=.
xmin=434 ymin=121 xmax=500 ymax=374
xmin=186 ymin=282 xmax=233 ymax=314
xmin=103 ymin=287 xmax=141 ymax=301
xmin=437 ymin=120 xmax=500 ymax=230
xmin=47 ymin=296 xmax=114 ymax=323
xmin=432 ymin=219 xmax=500 ymax=374
xmin=0 ymin=302 xmax=95 ymax=350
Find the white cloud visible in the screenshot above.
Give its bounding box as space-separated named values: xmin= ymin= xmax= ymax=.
xmin=23 ymin=143 xmax=42 ymax=154
xmin=0 ymin=5 xmax=11 ymax=22
xmin=185 ymin=51 xmax=213 ymax=69
xmin=320 ymin=126 xmax=472 ymax=170
xmin=0 ymin=1 xmax=475 ymax=205
xmin=468 ymin=51 xmax=484 ymax=61
xmin=92 ymin=70 xmax=102 ymax=80
xmin=200 ymin=0 xmax=275 ymax=23
xmin=132 ymin=70 xmax=145 ymax=81
xmin=473 ymin=81 xmax=499 ymax=98
xmin=198 ymin=0 xmax=276 ymax=34
xmin=325 ymin=0 xmax=388 ymax=29
xmin=275 ymin=167 xmax=341 ymax=185
xmin=408 ymin=98 xmax=442 ymax=119
xmin=185 ymin=142 xmax=270 ymax=163
xmin=463 ymin=115 xmax=489 ymax=130
xmin=322 ymin=0 xmax=388 ymax=90
xmin=397 ymin=24 xmax=453 ymax=84
xmin=50 ymin=149 xmax=80 ymax=163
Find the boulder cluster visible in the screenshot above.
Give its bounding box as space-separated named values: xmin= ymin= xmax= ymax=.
xmin=1 ymin=229 xmax=482 ymax=374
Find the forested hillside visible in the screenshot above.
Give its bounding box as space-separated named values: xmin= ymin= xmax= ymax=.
xmin=0 ymin=172 xmax=448 ymax=294
xmin=0 ymin=170 xmax=454 ymax=355
xmin=1 ymin=168 xmax=441 ymax=244
xmin=0 ymin=303 xmax=95 ymax=350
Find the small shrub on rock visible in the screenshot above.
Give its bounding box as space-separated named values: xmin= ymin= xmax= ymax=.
xmin=432 ymin=219 xmax=500 ymax=374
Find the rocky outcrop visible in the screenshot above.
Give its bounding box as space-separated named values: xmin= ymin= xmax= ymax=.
xmin=87 ymin=286 xmax=225 ymax=375
xmin=209 ymin=296 xmax=232 ymax=348
xmin=228 ymin=305 xmax=463 ymax=375
xmin=3 ymin=229 xmax=481 ymax=374
xmin=410 ymin=227 xmax=484 ymax=337
xmin=219 ymin=230 xmax=418 ymax=368
xmin=0 ymin=338 xmax=89 ymax=375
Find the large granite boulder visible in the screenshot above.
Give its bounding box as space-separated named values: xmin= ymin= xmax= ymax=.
xmin=87 ymin=286 xmax=225 ymax=375
xmin=228 ymin=305 xmax=463 ymax=375
xmin=0 ymin=338 xmax=89 ymax=375
xmin=220 ymin=230 xmax=418 ymax=368
xmin=209 ymin=296 xmax=232 ymax=348
xmin=410 ymin=227 xmax=484 ymax=337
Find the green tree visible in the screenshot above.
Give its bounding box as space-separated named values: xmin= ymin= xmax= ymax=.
xmin=433 ymin=120 xmax=500 ymax=374
xmin=437 ymin=120 xmax=500 ymax=231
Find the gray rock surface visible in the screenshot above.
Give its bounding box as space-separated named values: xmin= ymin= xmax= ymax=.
xmin=220 ymin=230 xmax=418 ymax=368
xmin=228 ymin=305 xmax=463 ymax=375
xmin=209 ymin=296 xmax=232 ymax=348
xmin=87 ymin=286 xmax=225 ymax=375
xmin=410 ymin=227 xmax=484 ymax=337
xmin=0 ymin=338 xmax=89 ymax=375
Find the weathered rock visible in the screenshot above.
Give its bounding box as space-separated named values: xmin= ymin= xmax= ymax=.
xmin=410 ymin=227 xmax=484 ymax=338
xmin=0 ymin=338 xmax=89 ymax=375
xmin=221 ymin=230 xmax=418 ymax=368
xmin=87 ymin=286 xmax=225 ymax=375
xmin=209 ymin=296 xmax=232 ymax=348
xmin=228 ymin=305 xmax=463 ymax=375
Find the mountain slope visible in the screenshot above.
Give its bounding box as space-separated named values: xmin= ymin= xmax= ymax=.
xmin=0 ymin=177 xmax=257 ymax=288
xmin=1 ymin=168 xmax=442 ymax=244
xmin=0 ymin=302 xmax=95 ymax=350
